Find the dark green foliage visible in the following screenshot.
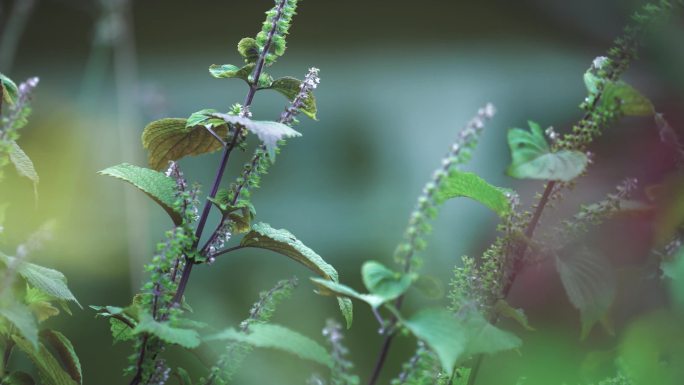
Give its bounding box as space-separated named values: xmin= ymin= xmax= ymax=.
xmin=98 ymin=164 xmax=183 ymax=225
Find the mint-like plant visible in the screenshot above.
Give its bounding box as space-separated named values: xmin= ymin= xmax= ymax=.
xmin=1 ymin=74 xmax=82 ymax=385
xmin=50 ymin=0 xmax=684 ymax=384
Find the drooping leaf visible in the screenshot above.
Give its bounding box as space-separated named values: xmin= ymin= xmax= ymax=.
xmin=494 ymin=299 xmax=535 ymax=331
xmin=361 ymin=260 xmax=414 ymax=302
xmin=25 ymin=287 xmax=60 ymax=322
xmin=208 ymin=63 xmax=254 ymax=82
xmin=206 ymin=324 xmax=332 ymax=367
xmin=8 ymin=141 xmax=38 ymax=199
xmin=601 ymin=81 xmax=654 ymax=116
xmin=0 ymin=255 xmax=79 ymax=308
xmin=141 ymin=117 xmax=228 ymax=171
xmin=507 ymin=121 xmax=588 ymax=182
xmin=310 ymin=277 xmax=385 ymax=309
xmin=435 ymin=170 xmax=512 ymax=217
xmin=40 ymin=330 xmax=82 ymax=384
xmin=12 ymin=336 xmax=78 ymax=385
xmin=211 ymin=113 xmax=301 ymax=160
xmin=263 ymin=77 xmax=318 ymax=120
xmin=98 ymin=163 xmax=182 ymax=225
xmin=403 ymin=308 xmax=521 ymax=374
xmin=1 ymin=73 xmax=19 ymax=105
xmin=0 ymin=301 xmax=38 ymax=348
xmin=337 ymin=297 xmax=354 ymax=330
xmin=241 ymin=223 xmax=338 ymax=281
xmin=133 ymin=313 xmax=200 ymax=349
xmin=2 ymin=371 xmax=35 ymax=385
xmin=240 ymin=223 xmax=352 ymax=325
xmin=237 ymin=38 xmax=259 ymax=63
xmin=556 ymin=249 xmax=616 ymax=339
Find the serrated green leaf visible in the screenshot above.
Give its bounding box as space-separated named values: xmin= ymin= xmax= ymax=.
xmin=2 ymin=371 xmax=35 ymax=385
xmin=310 ymin=277 xmax=385 ymax=309
xmin=237 ymin=38 xmax=259 ymax=63
xmin=208 ymin=63 xmax=254 ymax=81
xmin=436 ymin=170 xmax=511 ymax=217
xmin=556 ymin=249 xmax=616 ymax=339
xmin=8 ymin=141 xmax=38 ymax=199
xmin=98 ymin=163 xmax=182 ymax=225
xmin=403 ymin=308 xmax=521 ymax=374
xmin=337 ymin=297 xmax=353 ymax=329
xmin=40 ymin=330 xmax=81 ymax=384
xmin=211 ymin=113 xmax=301 ymax=160
xmin=0 ymin=255 xmax=79 ymax=308
xmin=206 ymin=324 xmax=332 ymax=367
xmin=12 ymin=336 xmax=78 ymax=385
xmin=263 ymin=77 xmax=318 ymax=120
xmin=141 ymin=117 xmax=228 ymax=171
xmin=601 ymin=81 xmax=654 ymax=116
xmin=240 ymin=223 xmax=352 ymax=325
xmin=133 ymin=313 xmax=200 ymax=349
xmin=241 ymin=223 xmax=338 ymax=281
xmin=0 ymin=301 xmax=38 ymax=348
xmin=507 ymin=121 xmax=588 ymax=182
xmin=494 ymin=299 xmax=535 ymax=331
xmin=25 ymin=287 xmax=60 ymax=322
xmin=1 ymin=73 xmax=19 ymax=105
xmin=361 ymin=260 xmax=414 ymax=302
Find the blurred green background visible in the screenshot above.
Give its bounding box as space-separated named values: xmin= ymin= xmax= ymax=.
xmin=1 ymin=0 xmax=684 ymax=384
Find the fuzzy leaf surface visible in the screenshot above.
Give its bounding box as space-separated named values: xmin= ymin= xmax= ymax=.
xmin=0 ymin=301 xmax=38 ymax=348
xmin=8 ymin=141 xmax=39 ymax=197
xmin=206 ymin=324 xmax=332 ymax=367
xmin=98 ymin=163 xmax=182 ymax=225
xmin=436 ymin=170 xmax=511 ymax=217
xmin=507 ymin=121 xmax=587 ymax=182
xmin=141 ymin=117 xmax=228 ymax=171
xmin=133 ymin=313 xmax=200 ymax=349
xmin=211 ymin=113 xmax=301 ymax=160
xmin=0 ymin=255 xmax=79 ymax=307
xmin=241 ymin=223 xmax=338 ymax=281
xmin=40 ymin=330 xmax=82 ymax=384
xmin=241 ymin=223 xmax=353 ymax=326
xmin=11 ymin=336 xmax=78 ymax=385
xmin=556 ymin=249 xmax=616 ymax=339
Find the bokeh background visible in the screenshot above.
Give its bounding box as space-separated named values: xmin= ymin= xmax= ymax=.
xmin=1 ymin=0 xmax=684 ymax=384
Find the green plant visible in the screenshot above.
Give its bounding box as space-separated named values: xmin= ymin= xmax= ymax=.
xmin=18 ymin=0 xmax=678 ymax=384
xmin=0 ymin=75 xmax=82 ymax=385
